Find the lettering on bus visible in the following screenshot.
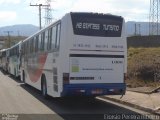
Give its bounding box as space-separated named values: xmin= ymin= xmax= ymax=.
xmin=73 ymin=43 xmax=91 ymax=48
xmin=71 ymin=13 xmax=123 ymax=37
xmin=76 ymin=22 xmax=120 ymax=32
xmin=112 ymin=45 xmax=123 ymax=49
xmin=76 ymin=22 xmax=100 ymax=30
xmin=95 ymin=44 xmax=108 ymax=48
xmin=103 ymin=24 xmax=120 ymax=32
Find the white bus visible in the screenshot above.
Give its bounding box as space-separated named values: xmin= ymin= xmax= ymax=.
xmin=0 ymin=49 xmax=4 ymax=69
xmin=0 ymin=49 xmax=2 ymax=69
xmin=1 ymin=48 xmax=10 ymax=73
xmin=8 ymin=41 xmax=22 ymax=77
xmin=20 ymin=12 xmax=127 ymax=98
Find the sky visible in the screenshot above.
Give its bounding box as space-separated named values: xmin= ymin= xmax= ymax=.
xmin=0 ymin=0 xmax=150 ymax=27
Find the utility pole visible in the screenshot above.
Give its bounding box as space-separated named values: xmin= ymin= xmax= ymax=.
xmin=17 ymin=31 xmax=20 ymax=37
xmin=134 ymin=23 xmax=137 ymax=36
xmin=4 ymin=31 xmax=13 ymax=48
xmin=149 ymin=0 xmax=160 ymax=35
xmin=30 ymin=3 xmax=49 ymax=29
xmin=138 ymin=24 xmax=141 ymax=36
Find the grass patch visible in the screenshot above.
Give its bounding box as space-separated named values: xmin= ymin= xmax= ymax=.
xmin=127 ymin=47 xmax=160 ymax=87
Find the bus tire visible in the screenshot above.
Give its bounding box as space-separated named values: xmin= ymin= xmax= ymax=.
xmin=41 ymin=75 xmax=48 ymax=99
xmin=14 ymin=68 xmax=16 ymax=77
xmin=22 ymin=70 xmax=25 ymax=83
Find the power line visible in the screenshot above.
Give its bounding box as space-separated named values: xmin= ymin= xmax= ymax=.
xmin=4 ymin=31 xmax=13 ymax=48
xmin=30 ymin=3 xmax=49 ymax=29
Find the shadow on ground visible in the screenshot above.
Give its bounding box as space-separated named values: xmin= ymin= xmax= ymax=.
xmin=0 ymin=69 xmax=152 ymax=120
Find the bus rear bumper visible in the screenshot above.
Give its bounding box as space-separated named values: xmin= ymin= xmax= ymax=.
xmin=61 ymin=83 xmax=126 ymax=97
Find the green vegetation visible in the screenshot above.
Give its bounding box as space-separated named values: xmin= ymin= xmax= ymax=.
xmin=127 ymin=47 xmax=160 ymax=88
xmin=0 ymin=36 xmax=27 ymax=48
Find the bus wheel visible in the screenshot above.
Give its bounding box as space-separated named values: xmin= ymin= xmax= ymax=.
xmin=41 ymin=76 xmax=48 ymax=99
xmin=14 ymin=68 xmax=16 ymax=76
xmin=22 ymin=70 xmax=25 ymax=83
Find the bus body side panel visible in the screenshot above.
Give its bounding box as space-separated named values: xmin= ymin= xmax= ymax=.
xmin=47 ymin=15 xmax=69 ymax=97
xmin=24 ymin=53 xmax=42 ymax=90
xmin=20 ymin=20 xmax=65 ymax=97
xmin=24 ymin=49 xmax=53 ymax=91
xmin=57 ymin=15 xmax=72 ymax=97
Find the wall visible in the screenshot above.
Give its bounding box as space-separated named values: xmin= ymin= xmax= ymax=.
xmin=127 ymin=36 xmax=160 ymax=48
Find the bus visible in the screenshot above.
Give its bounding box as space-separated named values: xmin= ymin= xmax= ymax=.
xmin=8 ymin=41 xmax=22 ymax=77
xmin=0 ymin=49 xmax=2 ymax=69
xmin=20 ymin=12 xmax=127 ymax=98
xmin=1 ymin=48 xmax=10 ymax=73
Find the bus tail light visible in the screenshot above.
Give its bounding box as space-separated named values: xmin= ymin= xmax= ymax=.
xmin=63 ymin=73 xmax=69 ymax=84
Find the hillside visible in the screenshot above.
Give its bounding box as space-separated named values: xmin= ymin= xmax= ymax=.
xmin=0 ymin=22 xmax=152 ymax=37
xmin=0 ymin=24 xmax=39 ymax=37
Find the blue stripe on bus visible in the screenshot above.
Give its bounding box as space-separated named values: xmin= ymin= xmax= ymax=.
xmin=61 ymin=83 xmax=126 ymax=96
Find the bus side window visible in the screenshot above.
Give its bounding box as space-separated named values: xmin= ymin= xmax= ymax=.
xmin=38 ymin=34 xmax=41 ymax=52
xmin=17 ymin=46 xmax=19 ymax=57
xmin=9 ymin=49 xmax=11 ymax=57
xmin=23 ymin=43 xmax=25 ymax=56
xmin=22 ymin=44 xmax=24 ymax=56
xmin=25 ymin=42 xmax=27 ymax=55
xmin=45 ymin=30 xmax=48 ymax=51
xmin=33 ymin=37 xmax=36 ymax=54
xmin=29 ymin=40 xmax=31 ymax=54
xmin=24 ymin=43 xmax=25 ymax=56
xmin=11 ymin=48 xmax=14 ymax=55
xmin=55 ymin=23 xmax=61 ymax=49
xmin=32 ymin=39 xmax=34 ymax=54
xmin=35 ymin=35 xmax=39 ymax=53
xmin=26 ymin=41 xmax=29 ymax=55
xmin=12 ymin=48 xmax=13 ymax=56
xmin=30 ymin=38 xmax=34 ymax=54
xmin=13 ymin=48 xmax=15 ymax=56
xmin=14 ymin=47 xmax=17 ymax=56
xmin=41 ymin=32 xmax=45 ymax=51
xmin=47 ymin=28 xmax=52 ymax=50
xmin=15 ymin=48 xmax=16 ymax=56
xmin=51 ymin=26 xmax=56 ymax=50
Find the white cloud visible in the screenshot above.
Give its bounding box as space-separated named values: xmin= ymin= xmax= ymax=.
xmin=67 ymin=0 xmax=150 ymax=22
xmin=0 ymin=0 xmax=20 ymax=4
xmin=51 ymin=0 xmax=75 ymax=10
xmin=25 ymin=0 xmax=150 ymax=22
xmin=70 ymin=0 xmax=108 ymax=13
xmin=0 ymin=11 xmax=17 ymax=22
xmin=0 ymin=0 xmax=151 ymax=27
xmin=31 ymin=0 xmax=75 ymax=8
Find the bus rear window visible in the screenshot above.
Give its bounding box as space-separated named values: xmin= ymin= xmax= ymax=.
xmin=71 ymin=13 xmax=123 ymax=37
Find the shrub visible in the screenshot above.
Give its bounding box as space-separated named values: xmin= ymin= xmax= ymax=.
xmin=128 ymin=48 xmax=160 ymax=81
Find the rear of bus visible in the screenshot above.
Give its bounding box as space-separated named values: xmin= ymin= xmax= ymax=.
xmin=61 ymin=12 xmax=127 ymax=97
